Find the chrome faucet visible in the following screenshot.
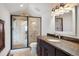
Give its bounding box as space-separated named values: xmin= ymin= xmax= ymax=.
xmin=58 ymin=35 xmax=61 ymax=39
xmin=55 ymin=33 xmax=61 ymax=39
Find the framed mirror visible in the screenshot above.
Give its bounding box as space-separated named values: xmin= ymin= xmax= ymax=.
xmin=54 ymin=7 xmax=77 ymax=36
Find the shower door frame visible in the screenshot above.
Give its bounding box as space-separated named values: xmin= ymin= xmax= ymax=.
xmin=10 ymin=15 xmax=42 ymax=50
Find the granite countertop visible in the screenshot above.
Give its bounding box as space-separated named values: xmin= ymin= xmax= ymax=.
xmin=38 ymin=36 xmax=79 ymax=56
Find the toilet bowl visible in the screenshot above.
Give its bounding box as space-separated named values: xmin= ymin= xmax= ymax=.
xmin=30 ymin=42 xmax=37 ymax=56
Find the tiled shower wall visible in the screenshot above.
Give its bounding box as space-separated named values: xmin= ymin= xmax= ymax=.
xmin=28 ymin=17 xmax=41 ymax=44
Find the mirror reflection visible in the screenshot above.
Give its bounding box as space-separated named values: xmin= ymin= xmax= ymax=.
xmin=55 ymin=11 xmax=72 ymax=32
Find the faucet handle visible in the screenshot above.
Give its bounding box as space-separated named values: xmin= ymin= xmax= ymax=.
xmin=58 ymin=35 xmax=61 ymax=39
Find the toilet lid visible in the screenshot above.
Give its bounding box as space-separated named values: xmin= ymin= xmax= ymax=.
xmin=30 ymin=42 xmax=37 ymax=47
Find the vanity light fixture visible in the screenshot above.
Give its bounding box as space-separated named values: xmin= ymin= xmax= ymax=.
xmin=52 ymin=3 xmax=78 ymax=15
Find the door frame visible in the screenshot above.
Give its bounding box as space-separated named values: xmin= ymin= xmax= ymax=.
xmin=10 ymin=15 xmax=42 ymax=50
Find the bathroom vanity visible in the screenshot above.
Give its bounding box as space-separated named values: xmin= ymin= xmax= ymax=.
xmin=37 ymin=35 xmax=79 ymax=56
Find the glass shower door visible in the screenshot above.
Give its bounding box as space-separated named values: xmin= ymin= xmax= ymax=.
xmin=12 ymin=16 xmax=28 ymax=49
xmin=28 ymin=16 xmax=41 ymax=45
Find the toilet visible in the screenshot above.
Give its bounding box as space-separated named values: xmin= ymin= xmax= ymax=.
xmin=30 ymin=42 xmax=37 ymax=56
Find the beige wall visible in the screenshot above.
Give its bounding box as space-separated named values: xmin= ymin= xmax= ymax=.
xmin=0 ymin=4 xmax=10 ymax=56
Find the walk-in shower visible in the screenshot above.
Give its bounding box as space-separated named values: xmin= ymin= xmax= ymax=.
xmin=11 ymin=15 xmax=41 ymax=49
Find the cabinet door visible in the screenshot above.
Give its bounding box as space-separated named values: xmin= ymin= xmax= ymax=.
xmin=41 ymin=46 xmax=48 ymax=56
xmin=42 ymin=41 xmax=55 ymax=56
xmin=56 ymin=48 xmax=69 ymax=56
xmin=37 ymin=44 xmax=42 ymax=56
xmin=48 ymin=45 xmax=55 ymax=56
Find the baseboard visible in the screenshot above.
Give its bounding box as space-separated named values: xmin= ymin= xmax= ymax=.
xmin=6 ymin=50 xmax=10 ymax=56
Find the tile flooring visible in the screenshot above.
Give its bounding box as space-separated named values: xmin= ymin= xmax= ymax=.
xmin=9 ymin=48 xmax=32 ymax=56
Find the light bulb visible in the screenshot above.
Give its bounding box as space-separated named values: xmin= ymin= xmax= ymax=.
xmin=20 ymin=4 xmax=23 ymax=7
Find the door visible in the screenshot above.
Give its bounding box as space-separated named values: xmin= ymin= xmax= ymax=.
xmin=28 ymin=16 xmax=41 ymax=45
xmin=12 ymin=16 xmax=28 ymax=49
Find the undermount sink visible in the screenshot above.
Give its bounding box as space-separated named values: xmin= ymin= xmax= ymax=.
xmin=47 ymin=39 xmax=60 ymax=42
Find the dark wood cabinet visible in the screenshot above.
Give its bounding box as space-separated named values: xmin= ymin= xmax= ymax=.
xmin=37 ymin=39 xmax=42 ymax=56
xmin=37 ymin=39 xmax=49 ymax=56
xmin=37 ymin=38 xmax=71 ymax=56
xmin=55 ymin=48 xmax=69 ymax=56
xmin=48 ymin=45 xmax=55 ymax=56
xmin=37 ymin=39 xmax=55 ymax=56
xmin=0 ymin=20 xmax=5 ymax=52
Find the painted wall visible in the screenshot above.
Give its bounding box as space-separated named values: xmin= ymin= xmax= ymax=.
xmin=0 ymin=4 xmax=10 ymax=56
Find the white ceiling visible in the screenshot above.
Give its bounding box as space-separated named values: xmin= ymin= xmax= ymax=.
xmin=3 ymin=3 xmax=57 ymax=16
xmin=3 ymin=3 xmax=29 ymax=15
